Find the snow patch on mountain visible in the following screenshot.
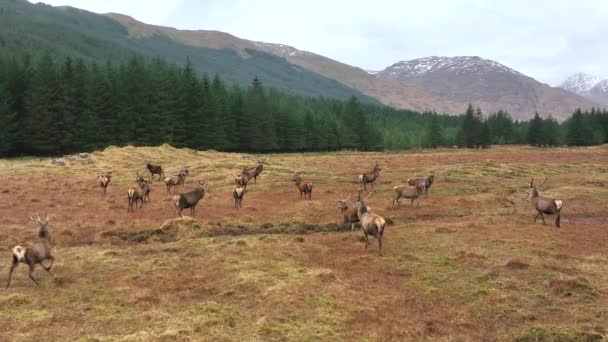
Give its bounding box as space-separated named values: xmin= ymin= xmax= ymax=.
xmin=377 ymin=56 xmax=523 ymax=80
xmin=560 ymin=72 xmax=602 ymax=95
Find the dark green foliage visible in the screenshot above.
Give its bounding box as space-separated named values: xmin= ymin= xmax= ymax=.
xmin=566 ymin=109 xmax=595 ymax=146
xmin=424 ymin=113 xmax=445 ymax=148
xmin=0 ymin=53 xmax=606 ymax=157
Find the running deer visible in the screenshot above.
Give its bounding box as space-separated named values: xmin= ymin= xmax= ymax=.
xmin=356 ymin=191 xmax=386 ymax=256
xmin=233 ymin=184 xmax=245 ymax=209
xmin=359 ymin=162 xmax=381 ymax=192
xmin=528 ymin=177 xmax=563 ymax=228
xmin=243 ymin=160 xmax=264 ymax=184
xmin=292 ymin=172 xmax=313 ymax=200
xmin=393 ymin=180 xmax=426 ymax=207
xmin=337 ymin=193 xmax=359 ymax=231
xmin=97 ymin=171 xmax=112 ymax=194
xmin=408 ymin=171 xmax=435 ymax=198
xmin=172 ymin=181 xmax=208 ymax=217
xmin=6 ymin=215 xmax=55 ymax=289
xmin=145 ymin=161 xmax=165 ymax=181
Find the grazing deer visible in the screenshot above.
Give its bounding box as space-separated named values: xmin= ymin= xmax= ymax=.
xmin=292 ymin=172 xmax=313 ymax=200
xmin=165 ymin=172 xmax=186 ymax=194
xmin=145 ymin=161 xmax=165 ymax=181
xmin=393 ymin=180 xmax=426 ymax=207
xmin=337 ymin=193 xmax=359 ymax=231
xmin=408 ymin=171 xmax=435 ymax=198
xmin=97 ymin=171 xmax=112 ymax=194
xmin=528 ymin=177 xmax=563 ymax=228
xmin=356 ymin=192 xmax=386 ymax=256
xmin=243 ymin=160 xmax=264 ymax=184
xmin=173 ymin=181 xmax=208 ymax=217
xmin=233 ymin=185 xmax=245 ymax=209
xmin=359 ymin=162 xmax=381 ymax=192
xmin=6 ymin=215 xmax=55 ymax=289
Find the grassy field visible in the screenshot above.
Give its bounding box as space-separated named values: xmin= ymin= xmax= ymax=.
xmin=0 ymin=145 xmax=607 ymax=341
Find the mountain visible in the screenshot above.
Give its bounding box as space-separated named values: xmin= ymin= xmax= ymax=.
xmin=373 ymin=56 xmax=599 ymax=120
xmin=2 ymin=0 xmax=602 ymax=119
xmin=0 ymin=0 xmax=379 ymax=104
xmin=561 ymin=73 xmax=608 ymax=106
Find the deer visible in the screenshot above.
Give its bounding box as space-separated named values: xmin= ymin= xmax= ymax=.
xmin=6 ymin=215 xmax=55 ymax=289
xmin=408 ymin=171 xmax=435 ymax=198
xmin=393 ymin=180 xmax=426 ymax=207
xmin=243 ymin=160 xmax=264 ymax=184
xmin=337 ymin=193 xmax=360 ymax=231
xmin=178 ymin=166 xmax=189 ymax=187
xmin=136 ymin=171 xmax=151 ymax=202
xmin=97 ymin=171 xmax=112 ymax=194
xmin=292 ymin=172 xmax=313 ymax=200
xmin=528 ymin=177 xmax=563 ymax=228
xmin=359 ymin=162 xmax=381 ymax=192
xmin=165 ymin=172 xmax=186 ymax=194
xmin=127 ymin=177 xmax=149 ymax=212
xmin=235 ymin=172 xmax=252 ymax=191
xmin=172 ymin=181 xmax=208 ymax=217
xmin=356 ymin=191 xmax=386 ymax=256
xmin=145 ymin=161 xmax=165 ymax=181
xmin=233 ymin=184 xmax=245 ymax=209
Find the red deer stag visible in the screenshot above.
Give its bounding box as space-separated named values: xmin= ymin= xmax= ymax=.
xmin=359 ymin=162 xmax=381 ymax=192
xmin=292 ymin=172 xmax=313 ymax=200
xmin=528 ymin=177 xmax=563 ymax=228
xmin=356 ymin=191 xmax=386 ymax=256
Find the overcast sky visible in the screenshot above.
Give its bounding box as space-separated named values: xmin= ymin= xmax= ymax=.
xmin=35 ymin=0 xmax=608 ymax=85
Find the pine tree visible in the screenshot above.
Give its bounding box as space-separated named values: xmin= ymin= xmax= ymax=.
xmin=23 ymin=53 xmax=61 ymax=154
xmin=566 ymin=109 xmax=594 ymax=146
xmin=527 ymin=112 xmax=544 ymax=146
xmin=0 ymin=81 xmax=17 ymax=155
xmin=424 ymin=113 xmax=444 ymax=148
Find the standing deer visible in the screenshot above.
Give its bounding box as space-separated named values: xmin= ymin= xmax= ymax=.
xmin=528 ymin=177 xmax=563 ymax=228
xmin=97 ymin=171 xmax=112 ymax=194
xmin=233 ymin=184 xmax=245 ymax=209
xmin=356 ymin=192 xmax=386 ymax=256
xmin=408 ymin=171 xmax=435 ymax=198
xmin=6 ymin=215 xmax=55 ymax=289
xmin=292 ymin=172 xmax=313 ymax=200
xmin=337 ymin=193 xmax=359 ymax=231
xmin=165 ymin=172 xmax=186 ymax=194
xmin=243 ymin=160 xmax=264 ymax=184
xmin=359 ymin=162 xmax=382 ymax=192
xmin=145 ymin=161 xmax=165 ymax=181
xmin=178 ymin=166 xmax=189 ymax=187
xmin=136 ymin=171 xmax=151 ymax=202
xmin=393 ymin=180 xmax=426 ymax=207
xmin=172 ymin=181 xmax=208 ymax=217
xmin=235 ymin=172 xmax=252 ymax=191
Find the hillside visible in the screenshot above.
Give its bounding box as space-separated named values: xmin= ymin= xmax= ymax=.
xmin=0 ymin=0 xmax=378 ymax=103
xmin=374 ymin=57 xmax=600 ymax=121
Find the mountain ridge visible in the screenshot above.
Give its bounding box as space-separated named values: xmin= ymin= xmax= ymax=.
xmin=561 ymin=72 xmax=608 ymax=106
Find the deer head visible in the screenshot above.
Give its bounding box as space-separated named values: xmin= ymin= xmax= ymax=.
xmin=337 ymin=193 xmax=352 ymax=211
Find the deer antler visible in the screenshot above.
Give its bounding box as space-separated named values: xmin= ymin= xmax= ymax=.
xmin=539 ymin=177 xmax=548 ymax=187
xmin=345 ymin=193 xmax=351 ymax=201
xmin=365 ymin=192 xmax=376 ymax=200
xmin=530 ymin=178 xmax=534 ymax=187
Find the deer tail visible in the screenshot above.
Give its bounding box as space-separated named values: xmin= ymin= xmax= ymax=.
xmin=12 ymin=246 xmax=26 ymax=262
xmin=554 ymin=200 xmax=563 ymax=211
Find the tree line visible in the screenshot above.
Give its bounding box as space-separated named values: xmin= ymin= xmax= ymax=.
xmin=0 ymin=54 xmax=607 ymax=156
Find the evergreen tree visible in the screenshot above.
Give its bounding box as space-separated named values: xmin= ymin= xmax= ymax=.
xmin=566 ymin=109 xmax=594 ymax=146
xmin=0 ymin=81 xmax=17 ymax=155
xmin=23 ymin=53 xmax=61 ymax=154
xmin=424 ymin=113 xmax=444 ymax=148
xmin=527 ymin=112 xmax=544 ymax=146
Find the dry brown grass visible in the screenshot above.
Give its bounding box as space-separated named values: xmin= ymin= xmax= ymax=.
xmin=1 ymin=145 xmax=608 ymax=341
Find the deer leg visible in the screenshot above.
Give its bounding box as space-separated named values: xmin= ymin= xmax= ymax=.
xmin=42 ymin=256 xmax=54 ymax=277
xmin=555 ymin=213 xmax=561 ymax=228
xmin=534 ymin=212 xmax=540 ymax=223
xmin=540 ymin=213 xmax=546 ymax=225
xmin=378 ymin=232 xmax=383 ymax=256
xmin=6 ymin=256 xmax=18 ymax=289
xmin=28 ymin=263 xmax=39 ymax=286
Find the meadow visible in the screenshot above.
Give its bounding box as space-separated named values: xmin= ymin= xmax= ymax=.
xmin=0 ymin=145 xmax=607 ymax=341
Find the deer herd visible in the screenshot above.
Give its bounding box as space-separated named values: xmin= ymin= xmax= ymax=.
xmin=6 ymin=158 xmax=566 ymax=288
